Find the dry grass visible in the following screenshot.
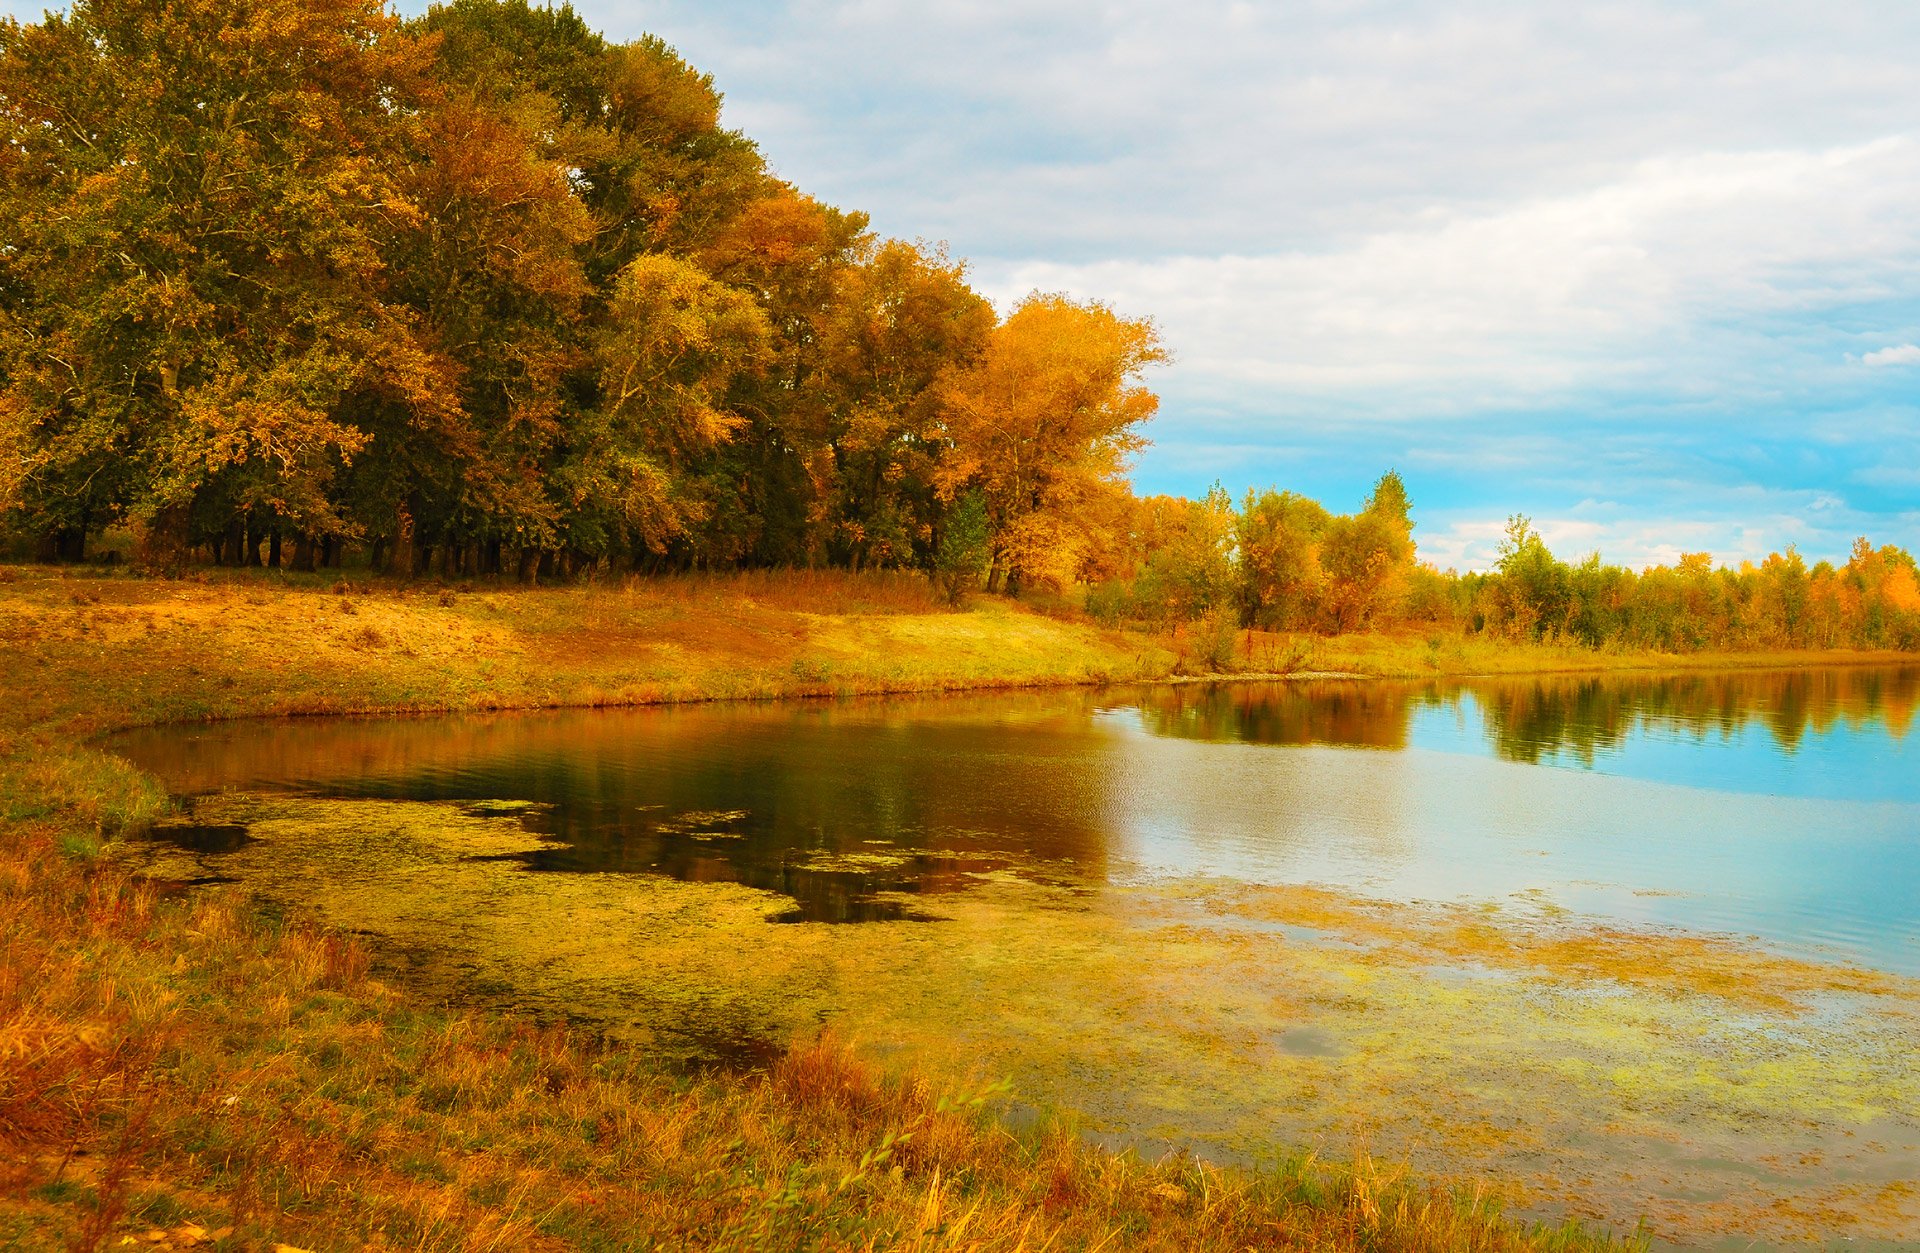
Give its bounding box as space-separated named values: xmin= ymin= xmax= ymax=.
xmin=0 ymin=566 xmax=1176 ymax=740
xmin=1233 ymin=625 xmax=1914 ymax=679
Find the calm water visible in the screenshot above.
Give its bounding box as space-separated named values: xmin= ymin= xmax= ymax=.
xmin=111 ymin=666 xmax=1920 ymax=974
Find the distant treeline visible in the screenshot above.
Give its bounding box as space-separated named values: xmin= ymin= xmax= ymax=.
xmin=1093 ymin=476 xmax=1920 ymax=653
xmin=0 ymin=0 xmax=1160 ymax=593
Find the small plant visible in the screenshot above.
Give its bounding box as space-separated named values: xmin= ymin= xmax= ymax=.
xmin=933 ymin=491 xmax=992 ymax=606
xmin=1085 ymin=579 xmax=1130 ymax=627
xmin=56 ymin=830 xmax=101 ymax=859
xmin=1195 ymin=610 xmax=1240 ymax=671
xmin=789 ymin=657 xmax=832 ymax=683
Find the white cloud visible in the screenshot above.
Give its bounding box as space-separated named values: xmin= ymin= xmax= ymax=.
xmin=977 ymin=139 xmax=1920 ymax=407
xmin=1863 ymin=343 xmax=1920 ymax=366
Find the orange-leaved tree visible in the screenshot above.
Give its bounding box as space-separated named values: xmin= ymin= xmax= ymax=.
xmin=937 ymin=293 xmax=1165 ymax=593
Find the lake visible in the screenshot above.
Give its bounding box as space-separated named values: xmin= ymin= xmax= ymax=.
xmin=109 ymin=666 xmax=1920 ymax=1250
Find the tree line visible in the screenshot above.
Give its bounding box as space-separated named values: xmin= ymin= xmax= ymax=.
xmin=0 ymin=0 xmax=1162 ymax=592
xmin=1089 ymin=478 xmax=1920 ymax=654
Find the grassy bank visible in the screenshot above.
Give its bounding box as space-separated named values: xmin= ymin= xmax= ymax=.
xmin=3 ymin=565 xmax=1908 ymax=743
xmin=14 ymin=561 xmax=1900 ymax=1251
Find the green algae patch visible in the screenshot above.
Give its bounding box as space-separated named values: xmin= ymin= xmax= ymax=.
xmin=460 ymin=798 xmax=551 ymax=817
xmin=796 ymin=850 xmax=914 ymax=873
xmin=121 ymin=792 xmax=1920 ymax=1249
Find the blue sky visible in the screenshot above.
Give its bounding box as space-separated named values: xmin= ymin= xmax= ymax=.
xmin=11 ymin=0 xmax=1920 ymax=570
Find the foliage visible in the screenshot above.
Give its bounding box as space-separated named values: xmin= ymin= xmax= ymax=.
xmin=937 ymin=292 xmax=1165 ymax=593
xmin=0 ymin=0 xmax=1161 ymax=588
xmin=933 ymin=488 xmax=991 ymax=604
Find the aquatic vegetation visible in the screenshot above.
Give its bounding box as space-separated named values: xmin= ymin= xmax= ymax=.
xmin=2 ymin=795 xmax=1638 ymax=1253
xmin=111 ymin=792 xmax=1920 ymax=1248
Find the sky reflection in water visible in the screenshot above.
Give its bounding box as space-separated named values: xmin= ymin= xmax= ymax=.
xmin=112 ymin=666 xmax=1920 ymax=974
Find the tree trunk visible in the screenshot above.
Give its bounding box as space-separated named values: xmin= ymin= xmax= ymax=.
xmin=537 ymin=550 xmax=555 ymax=580
xmin=389 ymin=498 xmax=416 ymax=577
xmin=292 ymin=535 xmax=316 ymax=573
xmin=369 ymin=536 xmax=387 ymax=574
xmin=137 ymin=506 xmax=189 ymax=567
xmin=484 ymin=538 xmax=502 ymax=577
xmin=268 ymin=530 xmax=282 ymax=569
xmin=243 ymin=515 xmax=262 ymax=567
xmin=517 ymin=548 xmax=538 ymax=583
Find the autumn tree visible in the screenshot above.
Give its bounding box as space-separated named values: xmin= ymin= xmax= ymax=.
xmin=938 ymin=294 xmax=1164 ymax=593
xmin=1318 ymin=470 xmax=1416 ymax=631
xmin=556 ymin=253 xmax=770 ymax=559
xmin=1127 ymin=488 xmax=1237 ymax=625
xmin=0 ymin=0 xmax=456 ymax=564
xmin=1236 ymin=489 xmax=1331 ymax=629
xmin=799 ymin=239 xmax=991 ymax=571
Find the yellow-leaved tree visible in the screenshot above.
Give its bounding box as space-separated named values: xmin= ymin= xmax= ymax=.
xmin=937 ymin=294 xmax=1165 ymax=593
xmin=555 ymin=253 xmax=771 ymax=556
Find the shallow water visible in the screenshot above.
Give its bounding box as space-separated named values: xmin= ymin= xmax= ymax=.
xmin=114 ymin=666 xmax=1920 ymax=971
xmin=107 ymin=666 xmax=1920 ymax=1248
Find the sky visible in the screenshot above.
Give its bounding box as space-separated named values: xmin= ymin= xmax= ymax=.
xmin=11 ymin=0 xmax=1920 ymax=570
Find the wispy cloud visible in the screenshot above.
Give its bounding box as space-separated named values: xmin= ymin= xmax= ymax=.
xmin=1863 ymin=344 xmax=1920 ymax=366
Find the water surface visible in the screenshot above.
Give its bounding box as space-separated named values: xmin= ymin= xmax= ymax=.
xmin=114 ymin=665 xmax=1920 ymax=972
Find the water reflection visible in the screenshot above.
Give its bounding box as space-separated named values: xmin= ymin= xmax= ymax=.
xmin=1116 ymin=667 xmax=1920 ymax=800
xmin=1123 ymin=666 xmax=1920 ymax=756
xmin=109 ymin=666 xmax=1920 ymax=968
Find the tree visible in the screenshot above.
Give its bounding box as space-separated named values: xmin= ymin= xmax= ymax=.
xmin=1316 ymin=471 xmax=1415 ymax=632
xmin=1491 ymin=515 xmax=1570 ymax=640
xmin=937 ymin=293 xmax=1165 ymax=593
xmin=802 ymin=239 xmax=991 ymax=571
xmin=552 ymin=253 xmax=770 ymax=558
xmin=1236 ymin=488 xmax=1330 ymax=629
xmin=0 ymin=0 xmax=456 ymax=561
xmin=933 ymin=489 xmax=990 ymax=604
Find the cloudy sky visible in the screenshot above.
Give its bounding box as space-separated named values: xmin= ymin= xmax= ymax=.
xmin=14 ymin=0 xmax=1919 ymax=568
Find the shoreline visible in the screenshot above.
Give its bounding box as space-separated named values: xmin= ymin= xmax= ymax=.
xmin=3 ymin=565 xmax=1908 ymax=747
